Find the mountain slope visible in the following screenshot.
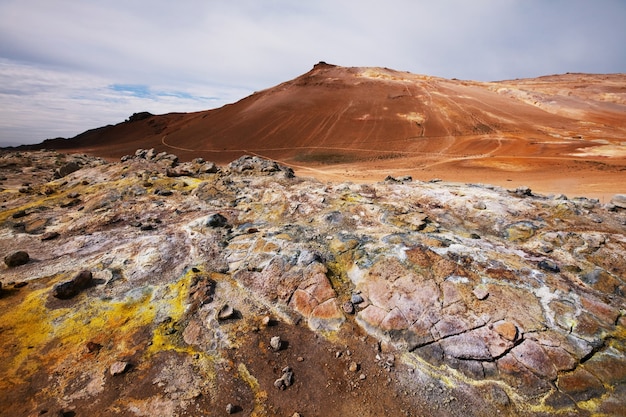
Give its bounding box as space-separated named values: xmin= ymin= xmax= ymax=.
xmin=21 ymin=63 xmax=626 ymax=197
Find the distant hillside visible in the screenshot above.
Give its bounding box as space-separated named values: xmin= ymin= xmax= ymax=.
xmin=13 ymin=63 xmax=626 ymax=197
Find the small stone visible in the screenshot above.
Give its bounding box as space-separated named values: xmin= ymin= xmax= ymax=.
xmin=12 ymin=209 xmax=28 ymax=219
xmin=226 ymin=403 xmax=235 ymax=414
xmin=206 ymin=213 xmax=229 ymax=228
xmin=514 ymin=186 xmax=532 ymax=197
xmin=538 ymin=259 xmax=560 ymax=273
xmin=351 ymin=294 xmax=364 ymax=304
xmin=349 ymin=361 xmax=359 ymax=372
xmin=86 ymin=341 xmax=102 ymax=353
xmin=342 ymin=301 xmax=355 ymax=314
xmin=4 ymin=251 xmax=29 ymax=267
xmin=270 ymin=336 xmax=282 ymax=351
xmin=473 ymin=286 xmax=489 ymax=300
xmin=359 ymin=373 xmax=366 ymax=380
xmin=54 ymin=161 xmax=81 ymax=178
xmin=274 ymin=378 xmax=286 ymax=390
xmin=52 ymin=270 xmax=93 ymax=299
xmin=41 ymin=231 xmax=60 ymax=241
xmin=217 ymin=304 xmax=235 ymax=321
xmin=109 ymin=361 xmax=130 ymax=376
xmin=297 ymin=356 xmax=304 ymax=362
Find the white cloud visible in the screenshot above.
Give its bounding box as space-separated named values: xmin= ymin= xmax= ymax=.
xmin=0 ymin=59 xmax=249 ymax=145
xmin=0 ymin=0 xmax=624 ymax=145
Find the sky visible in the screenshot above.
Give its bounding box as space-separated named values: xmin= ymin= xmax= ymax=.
xmin=0 ymin=0 xmax=625 ymax=147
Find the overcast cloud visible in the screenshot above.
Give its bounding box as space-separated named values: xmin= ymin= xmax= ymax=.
xmin=1 ymin=0 xmax=625 ymax=146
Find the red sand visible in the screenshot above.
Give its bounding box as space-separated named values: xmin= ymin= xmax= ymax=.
xmin=34 ymin=64 xmax=626 ymax=200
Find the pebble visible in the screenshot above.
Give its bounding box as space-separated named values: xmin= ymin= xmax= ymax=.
xmin=41 ymin=231 xmax=60 ymax=241
xmin=270 ymin=335 xmax=282 ymax=351
xmin=86 ymin=341 xmax=102 ymax=353
xmin=351 ymin=294 xmax=364 ymax=304
xmin=349 ymin=361 xmax=359 ymax=372
xmin=109 ymin=361 xmax=130 ymax=376
xmin=226 ymin=403 xmax=235 ymax=414
xmin=538 ymin=259 xmax=560 ymax=273
xmin=472 ymin=286 xmax=489 ymax=300
xmin=342 ymin=301 xmax=355 ymax=314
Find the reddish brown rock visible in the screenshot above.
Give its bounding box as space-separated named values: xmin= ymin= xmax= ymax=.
xmin=309 ymin=298 xmax=344 ymax=331
xmin=289 ymin=288 xmax=318 ymax=318
xmin=492 ymin=321 xmax=518 ymax=342
xmin=358 ymin=305 xmax=388 ymax=329
xmin=557 ymin=367 xmax=606 ymax=402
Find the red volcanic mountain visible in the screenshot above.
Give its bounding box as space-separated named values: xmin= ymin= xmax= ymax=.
xmin=24 ymin=62 xmax=626 ymax=197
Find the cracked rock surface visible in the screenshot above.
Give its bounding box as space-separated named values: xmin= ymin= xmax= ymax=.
xmin=1 ymin=150 xmax=625 ymax=416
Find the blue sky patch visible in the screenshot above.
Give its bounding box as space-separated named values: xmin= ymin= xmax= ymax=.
xmin=109 ymin=84 xmax=152 ymax=98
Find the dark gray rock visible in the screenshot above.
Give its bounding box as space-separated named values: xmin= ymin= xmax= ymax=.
xmin=206 ymin=213 xmax=229 ymax=228
xmin=41 ymin=231 xmax=60 ymax=241
xmin=52 ymin=270 xmax=93 ymax=299
xmin=351 ymin=294 xmax=364 ymax=304
xmin=610 ymin=194 xmax=626 ymax=209
xmin=4 ymin=250 xmax=29 ymax=267
xmin=538 ymin=259 xmax=560 ymax=273
xmin=54 ymin=161 xmax=81 ymax=178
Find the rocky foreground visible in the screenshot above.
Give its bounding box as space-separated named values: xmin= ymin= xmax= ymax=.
xmin=1 ymin=149 xmax=625 ymax=416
